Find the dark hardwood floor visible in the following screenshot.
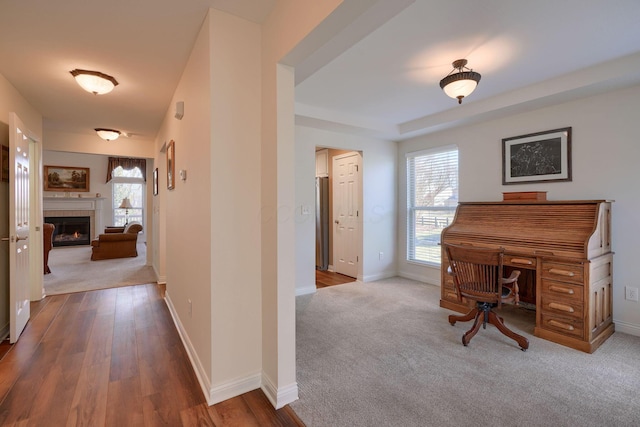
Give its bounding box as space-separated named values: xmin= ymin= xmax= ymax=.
xmin=315 ymin=269 xmax=356 ymax=288
xmin=0 ymin=284 xmax=304 ymax=426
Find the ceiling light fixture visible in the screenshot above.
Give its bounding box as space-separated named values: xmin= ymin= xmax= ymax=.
xmin=95 ymin=128 xmax=121 ymax=141
xmin=70 ymin=69 xmax=119 ymax=95
xmin=439 ymin=59 xmax=481 ymax=104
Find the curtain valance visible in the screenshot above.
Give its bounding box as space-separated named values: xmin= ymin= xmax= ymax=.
xmin=106 ymin=157 xmax=147 ymax=182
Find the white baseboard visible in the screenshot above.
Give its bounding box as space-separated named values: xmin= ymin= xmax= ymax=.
xmin=397 ymin=271 xmax=438 ymax=286
xmin=296 ymin=285 xmax=316 ymax=296
xmin=210 ymin=372 xmax=262 ymax=405
xmin=613 ymin=319 xmax=640 ymax=337
xmin=261 ymin=373 xmax=298 ymax=409
xmin=362 ymin=270 xmax=397 ymax=283
xmin=152 ymin=265 xmax=166 ymax=285
xmin=164 ymin=290 xmax=263 ymax=406
xmin=164 ymin=291 xmax=212 ymax=404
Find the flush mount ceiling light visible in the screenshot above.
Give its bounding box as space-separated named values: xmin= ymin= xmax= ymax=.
xmin=95 ymin=128 xmax=121 ymax=141
xmin=439 ymin=59 xmax=481 ymax=104
xmin=70 ymin=69 xmax=119 ymax=95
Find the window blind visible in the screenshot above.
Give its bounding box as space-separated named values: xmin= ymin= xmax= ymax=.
xmin=407 ymin=147 xmax=458 ymax=265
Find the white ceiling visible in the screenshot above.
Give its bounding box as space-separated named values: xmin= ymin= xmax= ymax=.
xmin=1 ymin=1 xmax=640 ymax=143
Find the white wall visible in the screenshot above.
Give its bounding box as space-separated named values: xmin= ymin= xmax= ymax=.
xmin=398 ymin=84 xmax=640 ymax=336
xmin=295 ymin=126 xmax=397 ymax=295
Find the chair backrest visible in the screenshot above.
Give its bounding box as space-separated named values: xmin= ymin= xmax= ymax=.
xmin=124 ymin=222 xmax=143 ymax=234
xmin=444 ymin=244 xmax=505 ymax=306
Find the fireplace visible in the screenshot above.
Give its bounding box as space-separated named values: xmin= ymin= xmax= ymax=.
xmin=45 ymin=216 xmax=91 ymax=247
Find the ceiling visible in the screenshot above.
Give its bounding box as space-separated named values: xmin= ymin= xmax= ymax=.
xmin=2 ymin=1 xmax=640 ymax=144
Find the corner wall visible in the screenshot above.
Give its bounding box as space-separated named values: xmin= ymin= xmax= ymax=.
xmin=397 ymin=84 xmax=640 ymax=336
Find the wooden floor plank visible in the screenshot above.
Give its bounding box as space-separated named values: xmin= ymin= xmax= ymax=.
xmin=316 ymin=270 xmax=356 ymax=288
xmin=0 ymin=284 xmax=306 ymax=427
xmin=65 ymin=360 xmax=111 ymax=427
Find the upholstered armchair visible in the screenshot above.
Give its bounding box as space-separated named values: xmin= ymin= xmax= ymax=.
xmin=43 ymin=223 xmax=55 ymax=274
xmin=90 ymin=222 xmax=143 ymax=261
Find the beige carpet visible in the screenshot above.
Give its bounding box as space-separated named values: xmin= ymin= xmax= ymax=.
xmin=292 ymin=277 xmax=640 ymax=427
xmin=43 ymin=243 xmax=157 ymax=295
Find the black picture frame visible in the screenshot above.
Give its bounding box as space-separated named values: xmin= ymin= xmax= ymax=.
xmin=502 ymin=127 xmax=572 ymax=185
xmin=167 ymin=140 xmax=175 ymax=190
xmin=153 ymin=167 xmax=159 ymax=195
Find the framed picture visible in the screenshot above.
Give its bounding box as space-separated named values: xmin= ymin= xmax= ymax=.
xmin=44 ymin=165 xmax=90 ymax=191
xmin=167 ymin=140 xmax=175 ymax=190
xmin=1 ymin=145 xmax=8 ymax=182
xmin=153 ymin=167 xmax=159 ymax=195
xmin=502 ymin=127 xmax=572 ymax=185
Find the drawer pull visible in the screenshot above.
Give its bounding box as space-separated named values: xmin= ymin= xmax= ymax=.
xmin=510 ymin=258 xmax=533 ymax=265
xmin=548 ymin=285 xmax=575 ymax=295
xmin=549 ymin=302 xmax=575 ymax=313
xmin=548 ymin=319 xmax=575 ymax=331
xmin=549 ymin=268 xmax=575 ymax=277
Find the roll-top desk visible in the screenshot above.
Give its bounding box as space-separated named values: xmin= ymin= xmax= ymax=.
xmin=440 ymin=200 xmax=613 ymax=353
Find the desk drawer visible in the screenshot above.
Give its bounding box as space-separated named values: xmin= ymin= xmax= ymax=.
xmin=540 ymin=312 xmax=584 ymax=339
xmin=504 ymin=255 xmax=536 ymax=268
xmin=541 ymin=280 xmax=583 ymax=301
xmin=541 ymin=261 xmax=585 ymax=284
xmin=540 ymin=293 xmax=583 ymax=319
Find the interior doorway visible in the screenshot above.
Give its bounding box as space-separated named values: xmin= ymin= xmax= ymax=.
xmin=314 ymin=147 xmax=361 ymax=288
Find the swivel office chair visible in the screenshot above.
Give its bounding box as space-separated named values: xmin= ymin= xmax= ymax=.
xmin=444 ymin=243 xmax=529 ymax=351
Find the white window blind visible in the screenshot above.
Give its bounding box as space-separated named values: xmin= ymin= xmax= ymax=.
xmin=407 ymin=146 xmax=458 ymax=265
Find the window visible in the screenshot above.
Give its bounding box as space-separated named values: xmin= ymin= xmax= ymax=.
xmin=111 ymin=166 xmax=145 ymax=228
xmin=407 ymin=146 xmax=458 ymax=265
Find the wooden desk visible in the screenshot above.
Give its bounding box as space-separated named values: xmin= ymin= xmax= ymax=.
xmin=440 ymin=200 xmax=614 ymax=353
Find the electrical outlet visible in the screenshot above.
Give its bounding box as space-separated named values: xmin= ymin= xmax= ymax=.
xmin=625 ymin=286 xmax=639 ymax=302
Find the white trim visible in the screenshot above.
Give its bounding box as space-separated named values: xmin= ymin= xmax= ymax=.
xmin=210 ymin=373 xmax=262 ymax=405
xmin=405 ymin=143 xmax=458 ymax=159
xmin=398 ymin=271 xmax=439 ymax=286
xmin=296 ymin=285 xmax=316 ymax=296
xmin=164 ymin=291 xmax=212 ymax=404
xmin=362 ymin=271 xmax=396 ymax=282
xmin=261 ymin=373 xmax=299 ymax=409
xmin=612 ymin=319 xmax=640 ymax=337
xmin=152 ymin=264 xmax=166 ymax=285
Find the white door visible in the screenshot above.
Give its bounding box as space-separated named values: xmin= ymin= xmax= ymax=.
xmin=9 ymin=113 xmax=31 ymax=343
xmin=332 ymin=152 xmax=361 ymax=279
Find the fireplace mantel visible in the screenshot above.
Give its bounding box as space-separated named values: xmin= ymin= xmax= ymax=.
xmin=43 ymin=197 xmax=106 ymax=239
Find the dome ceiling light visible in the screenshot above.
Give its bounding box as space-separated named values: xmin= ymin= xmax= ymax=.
xmin=70 ymin=69 xmax=119 ymax=95
xmin=439 ymin=59 xmax=481 ymax=104
xmin=95 ymin=128 xmax=121 ymax=141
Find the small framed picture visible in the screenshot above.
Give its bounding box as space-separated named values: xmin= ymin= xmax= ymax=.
xmin=1 ymin=145 xmax=8 ymax=182
xmin=502 ymin=127 xmax=572 ymax=185
xmin=167 ymin=140 xmax=175 ymax=190
xmin=153 ymin=167 xmax=159 ymax=195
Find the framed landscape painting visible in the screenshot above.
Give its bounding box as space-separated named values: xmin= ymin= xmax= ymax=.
xmin=44 ymin=165 xmax=90 ymax=192
xmin=502 ymin=127 xmax=572 ymax=185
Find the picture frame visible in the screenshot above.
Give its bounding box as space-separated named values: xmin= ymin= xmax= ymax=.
xmin=167 ymin=140 xmax=175 ymax=190
xmin=1 ymin=145 xmax=8 ymax=182
xmin=153 ymin=167 xmax=159 ymax=195
xmin=502 ymin=127 xmax=572 ymax=185
xmin=44 ymin=165 xmax=90 ymax=191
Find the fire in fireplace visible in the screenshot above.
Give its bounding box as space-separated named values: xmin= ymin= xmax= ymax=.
xmin=44 ymin=216 xmax=91 ymax=247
